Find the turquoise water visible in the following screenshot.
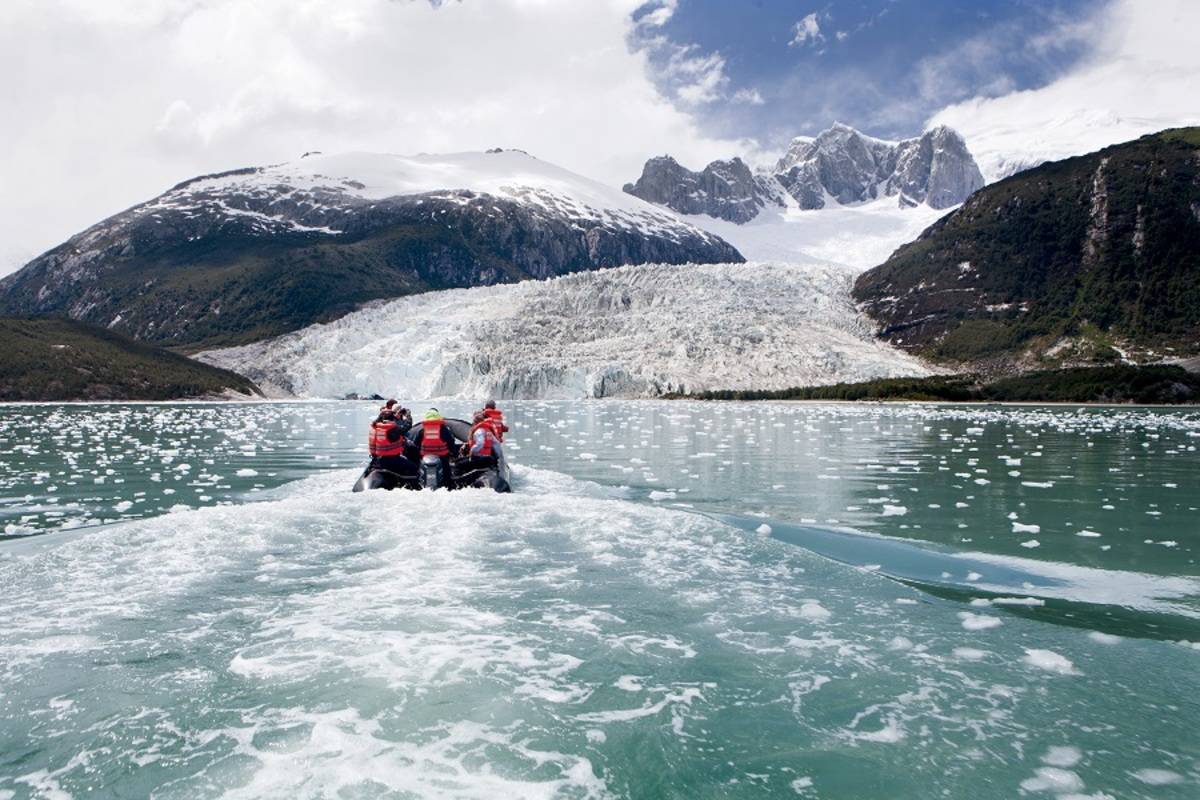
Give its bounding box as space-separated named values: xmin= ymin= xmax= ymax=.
xmin=1 ymin=401 xmax=1197 ymax=798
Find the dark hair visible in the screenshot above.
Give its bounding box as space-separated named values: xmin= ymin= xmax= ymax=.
xmin=485 ymin=400 xmax=496 ymax=409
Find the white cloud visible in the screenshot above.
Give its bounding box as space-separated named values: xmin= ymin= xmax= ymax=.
xmin=928 ymin=0 xmax=1200 ymax=181
xmin=635 ymin=0 xmax=678 ymax=28
xmin=663 ymin=46 xmax=730 ymax=105
xmin=0 ymin=0 xmax=747 ymax=274
xmin=790 ymin=13 xmax=823 ymax=47
xmin=731 ymin=88 xmax=766 ymax=106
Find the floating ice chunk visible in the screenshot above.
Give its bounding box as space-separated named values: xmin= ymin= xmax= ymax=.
xmin=887 ymin=636 xmax=914 ymax=651
xmin=1021 ymin=481 xmax=1054 ymax=488
xmin=1022 ymin=648 xmax=1079 ymax=675
xmin=756 ymin=523 xmax=772 ymax=535
xmin=648 ymin=491 xmax=675 ymax=501
xmin=1087 ymin=631 xmax=1121 ymax=645
xmin=790 ymin=777 xmax=814 ymax=792
xmin=586 ymin=729 xmax=607 ymax=744
xmin=1020 ymin=539 xmax=1040 ymax=548
xmin=235 ymin=468 xmax=259 ymax=477
xmin=1012 ymin=522 xmax=1041 ymax=534
xmin=881 ymin=505 xmax=908 ymax=517
xmin=957 ymin=612 xmax=1002 ymax=631
xmin=1020 ymin=767 xmax=1084 ymax=793
xmin=953 ymin=647 xmax=987 ymax=660
xmin=974 ymin=478 xmax=990 ymax=485
xmin=799 ymin=602 xmax=831 ymax=621
xmin=991 ymin=597 xmax=1045 ymax=607
xmin=1132 ymin=768 xmax=1184 ymax=785
xmin=966 ymin=571 xmax=982 ymax=582
xmin=1076 ymin=530 xmax=1101 ymax=538
xmin=1042 ymin=746 xmax=1083 ymax=768
xmin=577 ymin=452 xmax=597 ymax=461
xmin=113 ymin=500 xmax=133 ymax=513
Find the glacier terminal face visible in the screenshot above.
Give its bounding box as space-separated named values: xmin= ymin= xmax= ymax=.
xmin=199 ymin=260 xmax=933 ymax=400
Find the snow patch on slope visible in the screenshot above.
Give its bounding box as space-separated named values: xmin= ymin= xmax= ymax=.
xmin=200 ymin=261 xmax=932 ymax=400
xmin=682 ymin=197 xmax=947 ymax=269
xmin=150 ymin=149 xmax=715 ymax=243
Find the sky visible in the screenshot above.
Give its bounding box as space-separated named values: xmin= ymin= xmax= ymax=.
xmin=2 ymin=0 xmax=1199 ymax=276
xmin=632 ymin=0 xmax=1101 ymax=143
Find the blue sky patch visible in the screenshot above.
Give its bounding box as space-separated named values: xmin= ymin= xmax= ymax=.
xmin=632 ymin=0 xmax=1103 ymax=148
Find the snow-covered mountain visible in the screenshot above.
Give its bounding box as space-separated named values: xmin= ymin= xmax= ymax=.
xmin=198 ymin=260 xmax=933 ymax=400
xmin=624 ymin=123 xmax=984 ymax=224
xmin=0 ymin=150 xmax=741 ymax=349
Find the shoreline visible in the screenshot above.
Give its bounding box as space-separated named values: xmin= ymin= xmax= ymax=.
xmin=2 ymin=396 xmax=1198 ymax=410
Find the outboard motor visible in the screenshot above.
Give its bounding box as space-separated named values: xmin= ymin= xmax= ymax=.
xmin=419 ymin=455 xmax=445 ymax=490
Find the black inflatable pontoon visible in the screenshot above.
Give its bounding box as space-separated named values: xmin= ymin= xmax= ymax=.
xmin=352 ymin=418 xmax=512 ymax=493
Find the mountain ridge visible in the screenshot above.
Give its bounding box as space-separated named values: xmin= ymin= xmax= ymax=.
xmin=852 ymin=127 xmax=1200 ymax=370
xmin=0 ymin=317 xmax=260 ymax=401
xmin=624 ymin=123 xmax=984 ymax=223
xmin=0 ymin=150 xmax=742 ymax=350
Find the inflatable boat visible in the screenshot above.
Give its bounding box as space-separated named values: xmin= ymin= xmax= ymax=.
xmin=351 ymin=417 xmax=512 ymax=493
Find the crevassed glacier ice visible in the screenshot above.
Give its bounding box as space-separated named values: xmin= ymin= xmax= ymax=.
xmin=199 ymin=260 xmax=932 ymax=399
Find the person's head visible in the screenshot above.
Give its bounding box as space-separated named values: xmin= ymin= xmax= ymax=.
xmin=379 ymin=409 xmax=395 ymax=421
xmin=473 ymin=410 xmax=486 ymax=423
xmin=384 ymin=398 xmax=397 ymax=409
xmin=424 ymin=408 xmax=442 ymax=422
xmin=485 ymin=399 xmax=496 ymax=410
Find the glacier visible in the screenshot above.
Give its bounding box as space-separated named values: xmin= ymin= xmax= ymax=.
xmin=199 ymin=260 xmax=933 ymax=400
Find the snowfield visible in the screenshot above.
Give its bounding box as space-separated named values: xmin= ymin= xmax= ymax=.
xmin=144 ymin=149 xmax=721 ymax=244
xmin=681 ymin=196 xmax=948 ymax=268
xmin=199 ymin=260 xmax=933 ymax=400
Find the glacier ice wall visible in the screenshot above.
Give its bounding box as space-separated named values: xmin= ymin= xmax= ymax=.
xmin=199 ymin=261 xmax=932 ymax=400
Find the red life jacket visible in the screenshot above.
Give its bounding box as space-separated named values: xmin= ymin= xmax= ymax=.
xmin=420 ymin=419 xmax=450 ymax=456
xmin=368 ymin=421 xmax=405 ymax=457
xmin=469 ymin=422 xmax=495 ymax=457
xmin=483 ymin=408 xmax=507 ymax=441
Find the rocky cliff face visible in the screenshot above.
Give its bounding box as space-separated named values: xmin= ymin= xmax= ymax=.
xmin=0 ymin=150 xmax=742 ymax=350
xmin=620 ymin=156 xmax=782 ymax=223
xmin=852 ymin=128 xmax=1200 ymax=368
xmin=625 ymin=123 xmax=985 ymax=222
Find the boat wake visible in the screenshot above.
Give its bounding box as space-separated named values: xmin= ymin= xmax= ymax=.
xmin=2 ymin=466 xmax=1195 ymax=798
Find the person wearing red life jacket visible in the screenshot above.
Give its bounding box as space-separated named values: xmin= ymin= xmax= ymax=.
xmin=367 ymin=407 xmax=415 ymax=475
xmin=413 ymin=408 xmax=457 ymax=488
xmin=459 ymin=410 xmax=503 ymax=475
xmin=483 ymin=399 xmax=508 ymax=441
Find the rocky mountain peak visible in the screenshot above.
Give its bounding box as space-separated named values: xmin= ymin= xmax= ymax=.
xmin=626 ymin=123 xmax=985 ymax=223
xmin=622 ymin=154 xmax=775 ymax=224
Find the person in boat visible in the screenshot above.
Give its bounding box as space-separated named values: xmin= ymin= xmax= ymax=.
xmin=413 ymin=408 xmax=457 ymax=487
xmin=459 ymin=410 xmax=503 ymax=475
xmin=367 ymin=407 xmax=416 ymax=475
xmin=390 ymin=401 xmax=413 ymax=434
xmin=483 ymin=400 xmax=509 ymax=441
